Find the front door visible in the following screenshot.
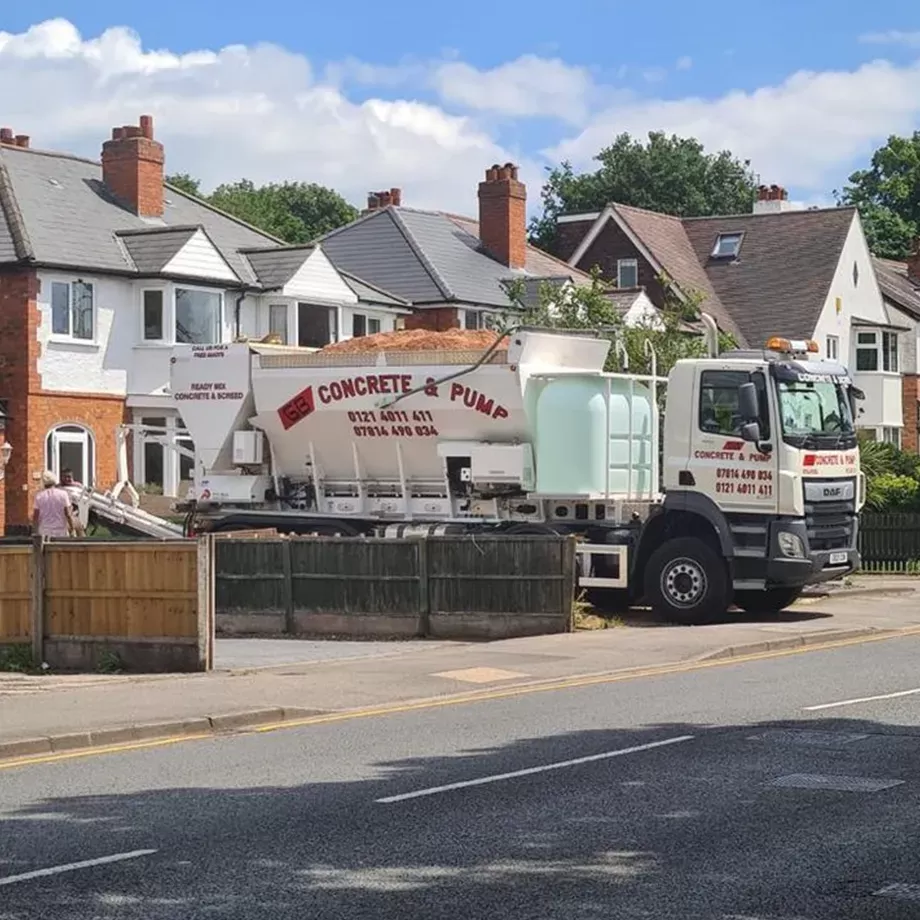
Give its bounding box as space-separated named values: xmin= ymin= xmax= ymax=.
xmin=50 ymin=426 xmax=92 ymax=488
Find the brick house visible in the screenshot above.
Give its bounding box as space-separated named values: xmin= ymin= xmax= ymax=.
xmin=0 ymin=117 xmax=410 ymax=532
xmin=555 ymin=186 xmax=908 ymax=445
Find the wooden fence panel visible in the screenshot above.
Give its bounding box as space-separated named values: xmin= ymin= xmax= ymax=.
xmin=859 ymin=513 xmax=920 ymax=571
xmin=427 ymin=535 xmax=575 ymax=639
xmin=214 ymin=538 xmax=289 ymax=635
xmin=44 ymin=542 xmax=198 ymax=639
xmin=0 ymin=546 xmax=31 ymax=642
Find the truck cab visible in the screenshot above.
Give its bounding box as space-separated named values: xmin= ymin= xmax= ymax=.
xmin=638 ymin=336 xmax=862 ymax=621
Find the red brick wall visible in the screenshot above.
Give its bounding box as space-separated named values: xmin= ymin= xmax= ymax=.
xmin=902 ymin=374 xmax=919 ymax=453
xmin=404 ymin=308 xmax=460 ymax=331
xmin=478 ymin=166 xmax=527 ymax=270
xmin=0 ymin=269 xmax=127 ymax=533
xmin=101 ymin=117 xmax=164 ymax=218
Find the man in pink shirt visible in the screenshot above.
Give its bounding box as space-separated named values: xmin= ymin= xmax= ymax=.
xmin=32 ymin=471 xmax=77 ymax=538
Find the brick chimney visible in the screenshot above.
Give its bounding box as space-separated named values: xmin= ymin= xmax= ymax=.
xmin=101 ymin=114 xmax=164 ymax=217
xmin=0 ymin=128 xmax=30 ymax=149
xmin=478 ymin=163 xmax=526 ymax=269
xmin=752 ymin=183 xmax=797 ymax=215
xmin=907 ymin=238 xmax=920 ymax=284
xmin=364 ymin=187 xmax=402 ymax=214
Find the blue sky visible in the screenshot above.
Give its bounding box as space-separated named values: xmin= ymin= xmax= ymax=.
xmin=2 ymin=3 xmax=920 ymax=213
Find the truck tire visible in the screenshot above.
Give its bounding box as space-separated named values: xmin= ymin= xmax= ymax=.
xmin=733 ymin=587 xmax=801 ymax=614
xmin=644 ymin=537 xmax=729 ymax=625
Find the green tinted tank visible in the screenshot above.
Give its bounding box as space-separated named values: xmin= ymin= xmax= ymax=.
xmin=534 ymin=376 xmax=655 ymax=496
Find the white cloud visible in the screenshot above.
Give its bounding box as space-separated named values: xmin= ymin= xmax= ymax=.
xmin=859 ymin=30 xmax=920 ymax=47
xmin=675 ymin=56 xmax=693 ymax=71
xmin=3 ymin=17 xmax=920 ymax=219
xmin=0 ymin=19 xmax=539 ymax=215
xmin=548 ymin=58 xmax=920 ymax=193
xmin=432 ymin=55 xmax=598 ymax=125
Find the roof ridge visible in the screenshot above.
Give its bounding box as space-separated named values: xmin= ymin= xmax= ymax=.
xmin=239 ymin=242 xmax=315 ymax=254
xmin=116 ymin=224 xmax=200 ymax=237
xmin=315 ymin=204 xmax=389 ymax=243
xmin=682 ymin=205 xmax=855 ymax=222
xmin=0 ymin=144 xmax=99 ymax=167
xmin=612 ymin=202 xmax=684 ymax=222
xmin=162 ymin=182 xmax=286 ymax=246
xmin=388 ymin=208 xmax=455 ymax=301
xmin=337 ymin=268 xmax=411 ymax=305
xmin=0 ymin=151 xmax=34 ymax=260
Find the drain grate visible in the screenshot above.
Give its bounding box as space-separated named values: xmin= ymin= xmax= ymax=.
xmin=768 ymin=773 xmax=904 ymax=793
xmin=874 ymin=882 xmax=920 ymax=902
xmin=748 ymin=730 xmax=869 ymax=747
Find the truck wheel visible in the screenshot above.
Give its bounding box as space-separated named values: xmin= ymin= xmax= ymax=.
xmin=733 ymin=587 xmax=801 ymax=614
xmin=644 ymin=537 xmax=729 ymax=625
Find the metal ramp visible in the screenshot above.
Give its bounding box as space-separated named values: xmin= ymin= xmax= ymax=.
xmin=74 ymin=488 xmax=186 ymax=540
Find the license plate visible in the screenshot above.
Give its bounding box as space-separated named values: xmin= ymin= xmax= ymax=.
xmin=829 ymin=551 xmax=848 ymax=565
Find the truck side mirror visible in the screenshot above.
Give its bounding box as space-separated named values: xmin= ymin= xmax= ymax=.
xmin=740 ymin=421 xmax=761 ymax=443
xmin=738 ymin=382 xmax=759 ymax=422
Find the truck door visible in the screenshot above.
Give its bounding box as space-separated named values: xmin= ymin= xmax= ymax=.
xmin=692 ymin=368 xmax=779 ymax=518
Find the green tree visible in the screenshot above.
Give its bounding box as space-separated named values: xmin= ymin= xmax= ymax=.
xmin=165 ymin=173 xmax=202 ymax=197
xmin=503 ymin=270 xmax=733 ymax=377
xmin=209 ymin=180 xmax=358 ymax=244
xmin=836 ymin=133 xmax=920 ymax=259
xmin=530 ymin=132 xmax=759 ymax=252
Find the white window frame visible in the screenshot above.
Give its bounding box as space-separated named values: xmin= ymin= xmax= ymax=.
xmin=826 ymin=335 xmax=839 ymax=361
xmin=45 ymin=423 xmax=95 ymax=488
xmin=49 ymin=278 xmax=96 ymax=343
xmin=268 ymin=303 xmax=290 ymax=344
xmin=616 ymin=258 xmax=638 ymax=289
xmin=296 ymin=302 xmax=340 ymax=348
xmin=855 ymin=328 xmax=899 ymax=373
xmin=881 ymin=426 xmax=901 ymax=448
xmin=139 ymin=286 xmax=168 ymax=344
xmin=174 ymin=284 xmax=224 ymax=346
xmin=711 ymin=233 xmax=743 ymax=259
xmin=461 ymin=309 xmax=483 ymax=331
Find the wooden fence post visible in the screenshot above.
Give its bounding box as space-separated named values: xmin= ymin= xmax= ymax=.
xmin=417 ymin=536 xmax=430 ymax=637
xmin=281 ymin=537 xmax=295 ymax=636
xmin=30 ymin=535 xmax=45 ymax=665
xmin=196 ymin=534 xmax=214 ymax=671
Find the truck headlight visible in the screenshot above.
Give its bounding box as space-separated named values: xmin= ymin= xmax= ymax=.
xmin=778 ymin=532 xmax=805 ymax=559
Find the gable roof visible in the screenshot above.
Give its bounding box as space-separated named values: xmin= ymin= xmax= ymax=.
xmin=318 ymin=205 xmax=588 ymax=309
xmin=116 ymin=226 xmax=201 ymax=274
xmin=564 ymin=202 xmax=857 ymax=348
xmin=241 ymin=245 xmax=315 ymax=291
xmin=0 ymin=143 xmax=281 ymax=283
xmin=873 ymin=257 xmax=920 ymax=322
xmin=682 ymin=207 xmax=856 ymax=348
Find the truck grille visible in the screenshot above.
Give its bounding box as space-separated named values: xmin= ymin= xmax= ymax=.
xmin=804 ymin=498 xmax=857 ymax=552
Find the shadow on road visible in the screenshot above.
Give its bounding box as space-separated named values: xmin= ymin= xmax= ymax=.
xmin=1 ymin=713 xmax=918 ymax=919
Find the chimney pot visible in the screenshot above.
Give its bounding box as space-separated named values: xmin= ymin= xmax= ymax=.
xmin=139 ymin=114 xmax=154 ymax=139
xmin=390 ymin=187 xmax=402 ymax=206
xmin=0 ymin=128 xmax=13 ymax=144
xmin=14 ymin=135 xmax=29 ymax=149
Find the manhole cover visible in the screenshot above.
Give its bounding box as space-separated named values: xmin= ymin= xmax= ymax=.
xmin=768 ymin=773 xmax=904 ymax=793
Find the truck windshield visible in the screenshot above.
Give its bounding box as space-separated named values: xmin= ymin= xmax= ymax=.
xmin=777 ymin=378 xmax=855 ymax=446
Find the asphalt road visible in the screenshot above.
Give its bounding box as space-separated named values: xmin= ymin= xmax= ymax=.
xmin=4 ymin=636 xmax=920 ymax=918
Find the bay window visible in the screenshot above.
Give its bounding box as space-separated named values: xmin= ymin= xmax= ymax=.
xmin=855 ymin=329 xmax=899 ymax=372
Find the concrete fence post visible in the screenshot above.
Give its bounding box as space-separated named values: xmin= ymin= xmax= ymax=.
xmin=196 ymin=534 xmax=214 ymax=671
xmin=281 ymin=537 xmax=295 ymax=636
xmin=30 ymin=535 xmax=46 ymax=665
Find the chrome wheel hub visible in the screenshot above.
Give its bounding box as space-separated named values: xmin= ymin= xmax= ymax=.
xmin=662 ymin=557 xmax=707 ymax=609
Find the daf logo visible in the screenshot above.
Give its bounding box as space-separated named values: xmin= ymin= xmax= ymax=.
xmin=822 ymin=486 xmax=842 ymax=498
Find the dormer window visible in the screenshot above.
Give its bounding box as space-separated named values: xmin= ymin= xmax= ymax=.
xmin=712 ymin=232 xmax=743 ymax=259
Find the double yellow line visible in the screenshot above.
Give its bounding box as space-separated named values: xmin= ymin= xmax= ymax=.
xmin=4 ymin=625 xmax=920 ymax=772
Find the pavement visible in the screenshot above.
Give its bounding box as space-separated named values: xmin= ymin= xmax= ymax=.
xmin=0 ymin=575 xmax=918 ymax=761
xmin=3 ymin=627 xmax=920 ymax=916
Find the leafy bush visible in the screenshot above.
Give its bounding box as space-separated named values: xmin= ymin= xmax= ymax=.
xmin=859 ymin=434 xmax=920 ymax=511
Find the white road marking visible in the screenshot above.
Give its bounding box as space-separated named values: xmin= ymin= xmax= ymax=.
xmin=375 ymin=735 xmax=694 ymax=804
xmin=0 ymin=849 xmax=157 ymax=887
xmin=803 ymin=687 xmax=920 ymax=711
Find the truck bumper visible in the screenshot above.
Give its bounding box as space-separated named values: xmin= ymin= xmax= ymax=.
xmin=763 ymin=519 xmax=860 ymax=588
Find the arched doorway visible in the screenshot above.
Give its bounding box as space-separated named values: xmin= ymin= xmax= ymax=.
xmin=46 ymin=424 xmax=95 ymax=488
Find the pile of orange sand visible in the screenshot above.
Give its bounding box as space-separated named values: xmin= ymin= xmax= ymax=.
xmin=321 ymin=328 xmax=508 ymax=354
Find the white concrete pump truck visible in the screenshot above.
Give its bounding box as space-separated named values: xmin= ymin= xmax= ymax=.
xmin=166 ymin=319 xmax=864 ymax=624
